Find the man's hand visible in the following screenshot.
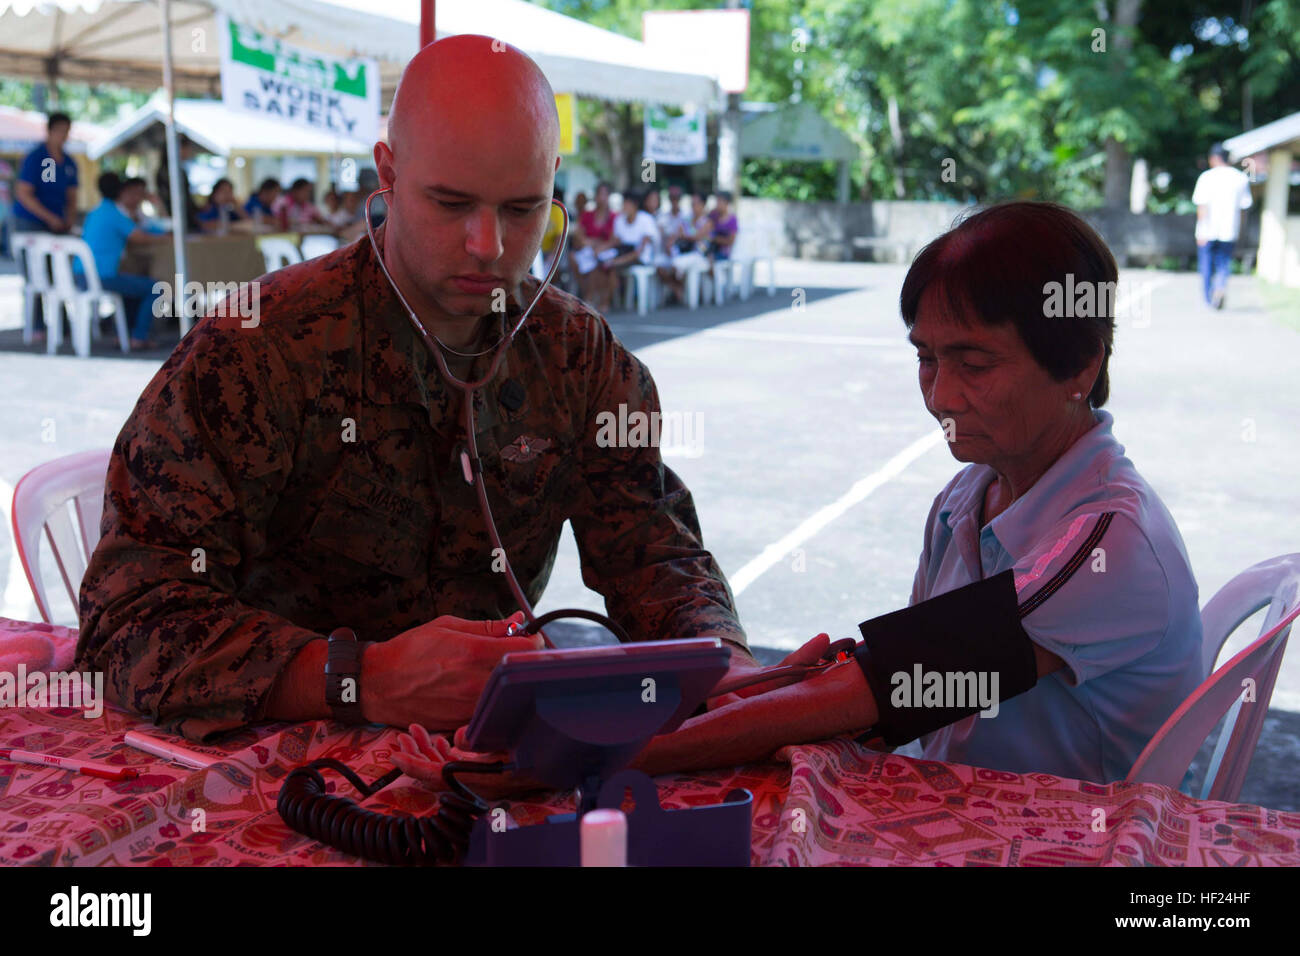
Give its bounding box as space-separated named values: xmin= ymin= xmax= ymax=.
xmin=363 ymin=612 xmax=544 ymax=729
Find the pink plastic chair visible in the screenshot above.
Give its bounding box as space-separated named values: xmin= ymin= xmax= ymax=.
xmin=10 ymin=449 xmax=112 ymax=624
xmin=1126 ymin=554 xmax=1300 ymax=801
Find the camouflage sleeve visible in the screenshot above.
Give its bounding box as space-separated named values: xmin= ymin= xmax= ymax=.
xmin=75 ymin=328 xmax=319 ymax=742
xmin=569 ymin=315 xmax=752 ymax=660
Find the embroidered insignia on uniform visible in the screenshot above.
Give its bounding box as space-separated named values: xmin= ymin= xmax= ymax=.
xmin=501 ymin=435 xmax=551 ymax=463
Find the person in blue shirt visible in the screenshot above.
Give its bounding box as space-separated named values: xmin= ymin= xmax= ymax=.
xmin=634 ymin=201 xmax=1206 ymax=788
xmin=197 ymin=177 xmax=250 ymax=232
xmin=243 ymin=178 xmax=282 ymax=221
xmin=78 ymin=171 xmax=171 ymax=350
xmin=13 ymin=111 xmax=80 ymax=341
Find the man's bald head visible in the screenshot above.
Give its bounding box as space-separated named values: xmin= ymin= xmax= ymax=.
xmin=370 ymin=34 xmax=564 ymax=337
xmin=388 ymin=34 xmax=559 ymax=162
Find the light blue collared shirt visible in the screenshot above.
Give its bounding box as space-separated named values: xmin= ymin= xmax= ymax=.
xmin=909 ymin=410 xmax=1205 ymax=784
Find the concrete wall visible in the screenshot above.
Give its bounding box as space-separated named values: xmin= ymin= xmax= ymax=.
xmin=738 ymin=197 xmax=1261 ymax=268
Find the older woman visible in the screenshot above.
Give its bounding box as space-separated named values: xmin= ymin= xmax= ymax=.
xmin=392 ymin=202 xmax=1206 ymax=791
xmin=634 ymin=201 xmax=1207 ymax=785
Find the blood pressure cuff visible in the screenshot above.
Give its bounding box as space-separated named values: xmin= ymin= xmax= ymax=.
xmin=852 ymin=569 xmax=1038 ymax=747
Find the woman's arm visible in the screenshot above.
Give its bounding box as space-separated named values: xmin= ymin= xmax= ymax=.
xmin=631 ymin=659 xmax=879 ymax=777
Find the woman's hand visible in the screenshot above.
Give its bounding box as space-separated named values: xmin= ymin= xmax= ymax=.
xmin=705 ymin=632 xmax=832 ymax=710
xmin=635 ymin=657 xmax=878 ymax=778
xmin=389 ymin=723 xmax=548 ymax=801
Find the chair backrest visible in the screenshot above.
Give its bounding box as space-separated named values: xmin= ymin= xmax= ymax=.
xmin=260 ymin=237 xmax=303 ymax=271
xmin=13 ymin=232 xmax=55 ymax=293
xmin=1126 ymin=558 xmax=1300 ymax=801
xmin=1200 ymin=554 xmax=1300 ymax=674
xmin=45 ymin=235 xmax=102 ymax=296
xmin=300 ymin=234 xmax=340 ymax=259
xmin=10 ymin=449 xmax=112 ymax=625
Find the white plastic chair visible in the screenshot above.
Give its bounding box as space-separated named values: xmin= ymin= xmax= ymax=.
xmin=623 ymin=264 xmax=659 ymax=316
xmin=711 ymin=259 xmax=731 ymax=305
xmin=259 ymin=237 xmax=303 ymax=271
xmin=12 ymin=232 xmax=58 ymax=345
xmin=300 ymin=234 xmax=340 ymax=259
xmin=1126 ymin=554 xmax=1300 ymax=801
xmin=731 ymin=224 xmax=777 ymax=299
xmin=44 ymin=236 xmax=130 ymax=357
xmin=10 ymin=448 xmax=113 ymax=624
xmin=673 ymin=254 xmax=713 ymax=311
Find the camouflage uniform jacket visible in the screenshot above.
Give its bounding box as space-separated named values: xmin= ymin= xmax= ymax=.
xmin=75 ymin=225 xmax=749 ymax=741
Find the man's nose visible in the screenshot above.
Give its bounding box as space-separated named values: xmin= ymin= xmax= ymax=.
xmin=465 ymin=208 xmax=504 ymax=262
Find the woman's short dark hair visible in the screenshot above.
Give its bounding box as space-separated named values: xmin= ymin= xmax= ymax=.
xmin=900 ymin=201 xmax=1117 ymax=407
xmin=257 ymin=178 xmax=281 ymax=195
xmin=622 ymin=189 xmax=643 ymax=209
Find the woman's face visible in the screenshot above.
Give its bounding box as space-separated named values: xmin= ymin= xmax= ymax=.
xmin=595 ymin=185 xmax=610 ymax=206
xmin=691 ymin=196 xmax=705 ymax=216
xmin=643 ymin=191 xmax=660 ymax=214
xmin=909 ymin=285 xmax=1082 ymax=472
xmin=213 ymin=182 xmax=232 ymax=204
xmin=622 ymin=197 xmax=639 ymax=220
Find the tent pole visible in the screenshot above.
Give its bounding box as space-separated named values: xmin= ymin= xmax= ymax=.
xmin=159 ymin=0 xmax=191 ymax=337
xmin=421 ymin=0 xmax=435 ymax=47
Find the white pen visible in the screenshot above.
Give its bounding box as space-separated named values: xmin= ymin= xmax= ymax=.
xmin=123 ymin=730 xmax=221 ymax=769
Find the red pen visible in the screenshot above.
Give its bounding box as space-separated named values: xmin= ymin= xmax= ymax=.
xmin=0 ymin=748 xmax=140 ymax=781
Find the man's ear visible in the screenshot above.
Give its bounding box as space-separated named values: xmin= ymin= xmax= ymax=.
xmin=374 ymin=141 xmax=395 ymax=190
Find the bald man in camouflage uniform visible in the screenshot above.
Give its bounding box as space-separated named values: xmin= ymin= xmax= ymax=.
xmin=76 ymin=35 xmax=754 ymax=742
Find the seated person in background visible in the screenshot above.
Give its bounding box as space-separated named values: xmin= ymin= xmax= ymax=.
xmin=329 ymin=189 xmax=363 ymax=230
xmin=197 ymin=177 xmax=250 ymax=232
xmin=156 ymin=137 xmax=203 ymax=234
xmin=272 ymin=178 xmax=331 ymax=232
xmin=571 ymin=190 xmax=588 ymax=218
xmin=707 ymin=190 xmax=739 ymax=260
xmin=686 ymin=192 xmax=712 ymax=252
xmin=123 ymin=177 xmax=169 ymax=233
xmin=641 ymin=189 xmax=685 ymax=304
xmin=658 ymin=184 xmax=694 ymax=252
xmin=573 ymin=181 xmax=618 ymax=311
xmin=606 ymin=188 xmax=660 ymax=276
xmin=78 ymin=171 xmax=172 ymax=351
xmin=629 ymin=201 xmax=1207 ymax=786
xmin=244 ymin=178 xmax=282 ymax=222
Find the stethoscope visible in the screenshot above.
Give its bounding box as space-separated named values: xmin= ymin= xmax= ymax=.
xmin=364 ymin=186 xmax=634 ymax=649
xmin=362 ymin=186 xmax=855 ymax=689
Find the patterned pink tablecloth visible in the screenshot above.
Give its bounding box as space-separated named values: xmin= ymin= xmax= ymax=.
xmin=2 ymin=619 xmax=1298 ymax=866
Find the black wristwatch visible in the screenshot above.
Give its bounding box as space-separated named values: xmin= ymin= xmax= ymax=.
xmin=325 ymin=627 xmax=366 ymax=725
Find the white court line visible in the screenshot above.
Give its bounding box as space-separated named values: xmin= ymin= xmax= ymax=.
xmin=619 ymin=324 xmax=907 ymax=347
xmin=0 ymin=477 xmax=39 ymax=622
xmin=729 ymin=429 xmax=946 ymax=596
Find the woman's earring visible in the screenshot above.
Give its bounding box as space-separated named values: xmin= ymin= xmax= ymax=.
xmin=1071 ymin=392 xmax=1084 ymax=400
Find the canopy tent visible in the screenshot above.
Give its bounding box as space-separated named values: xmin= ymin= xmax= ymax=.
xmin=0 ymin=0 xmax=723 ymax=108
xmin=741 ymin=101 xmax=860 ymax=203
xmin=0 ymin=104 xmax=104 ymax=154
xmin=89 ymin=95 xmax=374 ymax=159
xmin=1225 ymin=111 xmax=1300 ymax=289
xmin=87 ymin=94 xmax=374 ymax=202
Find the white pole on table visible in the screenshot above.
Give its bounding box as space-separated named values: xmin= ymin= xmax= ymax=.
xmin=159 ymin=0 xmax=192 ymax=338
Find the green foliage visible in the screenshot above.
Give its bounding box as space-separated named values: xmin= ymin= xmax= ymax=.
xmin=0 ymin=78 xmax=149 ymax=125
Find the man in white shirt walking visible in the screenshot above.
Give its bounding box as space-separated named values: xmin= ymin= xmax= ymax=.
xmin=1191 ymin=143 xmax=1252 ymax=309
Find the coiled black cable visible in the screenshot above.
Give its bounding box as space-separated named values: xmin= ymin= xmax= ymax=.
xmin=277 ymin=756 xmax=511 ymax=865
xmin=278 ymin=608 xmax=630 ymax=864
